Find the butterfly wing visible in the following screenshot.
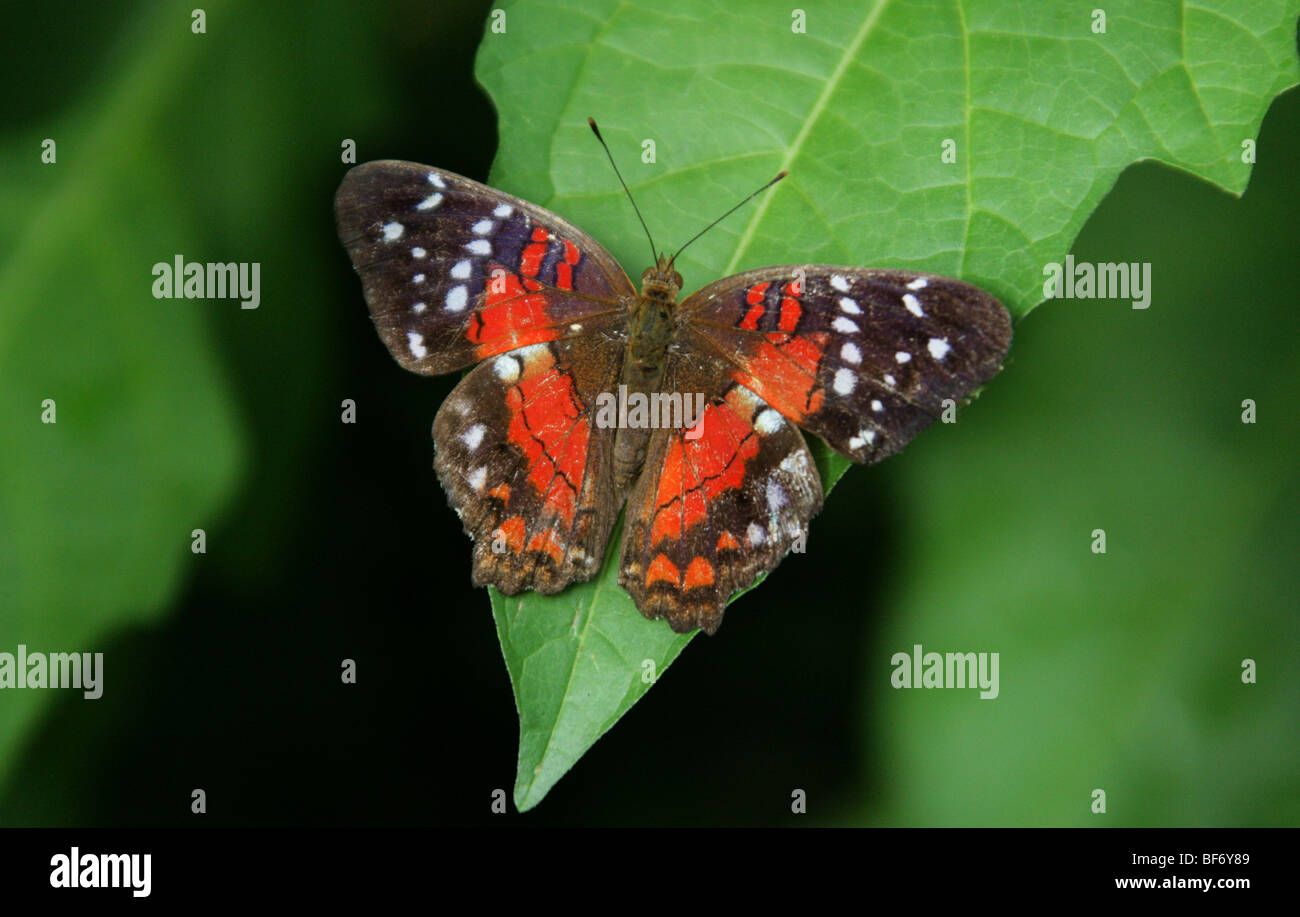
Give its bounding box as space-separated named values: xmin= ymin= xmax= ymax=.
xmin=337 ymin=160 xmax=636 ymax=594
xmin=618 ymin=355 xmax=822 ymax=634
xmin=335 ymin=160 xmax=635 ymax=374
xmin=618 ymin=266 xmax=1011 ymax=633
xmin=434 ymin=334 xmax=628 ymax=595
xmin=675 ymin=267 xmax=1012 ymax=463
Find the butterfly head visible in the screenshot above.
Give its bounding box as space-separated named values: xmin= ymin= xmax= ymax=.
xmin=640 ymin=254 xmax=683 ymax=303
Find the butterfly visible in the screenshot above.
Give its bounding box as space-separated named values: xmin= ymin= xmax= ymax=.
xmin=335 ymin=121 xmax=1012 ymax=635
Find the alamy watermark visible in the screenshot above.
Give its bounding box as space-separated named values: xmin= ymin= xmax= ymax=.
xmin=50 ymin=847 xmax=150 ymax=897
xmin=1042 ymin=255 xmax=1151 ymax=309
xmin=0 ymin=645 xmax=103 ymax=699
xmin=593 ymin=385 xmax=705 ymax=439
xmin=152 ymin=255 xmax=260 ymax=309
xmin=891 ymin=643 xmax=999 ymax=699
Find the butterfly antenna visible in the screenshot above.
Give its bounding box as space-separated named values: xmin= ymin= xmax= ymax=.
xmin=588 ymin=118 xmax=658 ymax=265
xmin=668 ymin=171 xmax=788 ymax=269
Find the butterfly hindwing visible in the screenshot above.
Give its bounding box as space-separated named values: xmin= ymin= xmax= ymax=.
xmin=434 ymin=335 xmax=626 ymax=595
xmin=676 ymin=267 xmax=1012 ymax=464
xmin=618 ymin=355 xmax=823 ymax=634
xmin=335 ymin=161 xmax=635 ymax=375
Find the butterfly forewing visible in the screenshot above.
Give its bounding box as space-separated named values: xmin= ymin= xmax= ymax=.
xmin=676 ymin=266 xmax=1012 ymax=464
xmin=335 ymin=160 xmax=635 ymax=375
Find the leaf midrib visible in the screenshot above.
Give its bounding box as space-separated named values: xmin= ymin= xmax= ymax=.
xmin=515 ymin=519 xmax=623 ymax=808
xmin=722 ymin=0 xmax=893 ymax=276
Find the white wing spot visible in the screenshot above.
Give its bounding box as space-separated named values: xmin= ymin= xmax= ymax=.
xmin=382 ymin=222 xmax=404 ymax=242
xmin=569 ymin=323 xmax=583 ymax=332
xmin=412 ymin=302 xmax=427 ymax=314
xmin=903 ymin=293 xmax=925 ymax=317
xmin=450 ymin=260 xmax=471 ymax=279
xmin=906 ymin=277 xmax=928 ymax=290
xmin=493 ymin=354 xmax=521 ymax=382
xmin=766 ymin=479 xmax=787 ymax=512
xmin=466 ymin=466 xmax=487 ymax=492
xmin=461 ymin=424 xmax=486 ymax=450
xmin=884 ymin=373 xmax=897 ymax=387
xmin=895 ymin=351 xmax=912 ymax=363
xmin=445 ymin=285 xmax=468 ymax=312
xmin=780 ymin=452 xmax=807 ymax=474
xmin=830 ymin=275 xmax=850 ymax=292
xmin=832 ymin=316 xmax=859 ymax=334
xmin=755 ymin=408 xmax=784 ymax=434
xmin=839 ymin=297 xmax=862 ymax=315
xmin=841 ymin=342 xmax=861 ymax=364
xmin=412 ymin=273 xmax=425 ymax=283
xmin=747 ymin=523 xmax=766 ymax=546
xmin=849 ymin=429 xmax=878 ymax=451
xmin=407 ymin=332 xmax=427 ymax=359
xmin=466 ymin=239 xmax=491 ymax=256
xmin=871 ymin=399 xmax=884 ymax=412
xmin=411 ymin=246 xmax=427 ymax=259
xmin=928 ymin=337 xmax=951 ymax=360
xmin=416 ymin=193 xmax=443 ymax=211
xmin=833 ymin=368 xmax=856 ymax=395
xmin=426 ymin=172 xmax=447 ymax=189
xmin=493 ymin=203 xmax=513 ymax=218
xmin=472 ymin=219 xmax=494 ymax=235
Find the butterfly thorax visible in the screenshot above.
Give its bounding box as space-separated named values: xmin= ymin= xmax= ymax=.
xmin=612 ymin=256 xmax=684 ymax=489
xmin=627 ymin=256 xmax=682 ymax=372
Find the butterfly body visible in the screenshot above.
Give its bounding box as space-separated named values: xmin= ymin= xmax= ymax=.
xmin=613 ymin=255 xmax=685 ymax=488
xmin=336 ymin=159 xmax=1012 ymax=634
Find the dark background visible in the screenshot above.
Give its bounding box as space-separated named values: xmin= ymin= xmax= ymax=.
xmin=1 ymin=1 xmax=1296 ymax=825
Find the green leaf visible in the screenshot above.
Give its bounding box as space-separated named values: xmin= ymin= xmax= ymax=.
xmin=490 ymin=523 xmax=691 ymax=810
xmin=0 ymin=5 xmax=245 ymax=787
xmin=475 ymin=0 xmax=1300 ymax=810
